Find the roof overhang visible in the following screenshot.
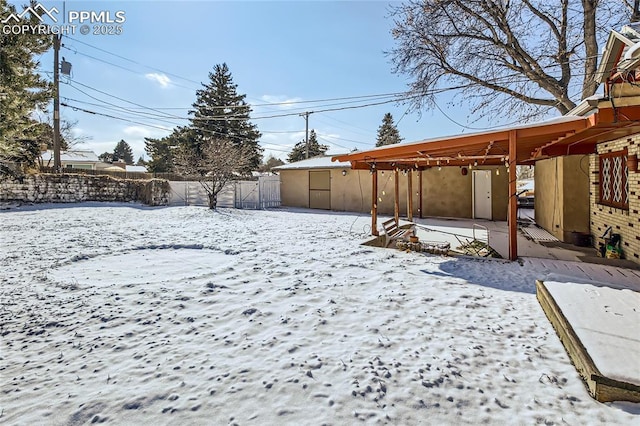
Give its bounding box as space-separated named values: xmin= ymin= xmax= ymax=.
xmin=332 ymin=105 xmax=640 ymax=170
xmin=595 ymin=30 xmax=636 ymax=83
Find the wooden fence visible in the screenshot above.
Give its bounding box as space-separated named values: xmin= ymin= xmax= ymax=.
xmin=39 ymin=167 xmax=201 ymax=182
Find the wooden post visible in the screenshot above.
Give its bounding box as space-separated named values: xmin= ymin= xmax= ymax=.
xmin=419 ymin=169 xmax=423 ymax=219
xmin=407 ymin=170 xmax=413 ymax=221
xmin=508 ymin=130 xmax=518 ymax=261
xmin=372 ymin=169 xmax=379 ymax=236
xmin=394 ymin=168 xmax=400 ymax=223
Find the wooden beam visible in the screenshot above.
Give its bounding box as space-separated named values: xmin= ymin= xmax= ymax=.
xmin=372 ymin=170 xmax=378 ymax=236
xmin=419 ymin=169 xmax=423 ymax=219
xmin=536 ymin=280 xmax=640 ymax=402
xmin=508 ymin=130 xmax=518 ymax=261
xmin=407 ymin=170 xmax=413 ymax=221
xmin=394 ymin=168 xmax=399 ymax=223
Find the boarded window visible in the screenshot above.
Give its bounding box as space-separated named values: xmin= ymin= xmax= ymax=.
xmin=599 ymin=149 xmax=628 ymax=210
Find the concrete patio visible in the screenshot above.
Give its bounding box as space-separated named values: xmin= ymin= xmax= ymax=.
xmin=411 ymin=213 xmax=638 ymax=264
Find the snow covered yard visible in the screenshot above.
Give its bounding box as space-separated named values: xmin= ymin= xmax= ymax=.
xmin=0 ymin=204 xmax=638 ymax=425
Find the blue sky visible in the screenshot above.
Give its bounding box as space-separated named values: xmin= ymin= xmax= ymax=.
xmin=14 ymin=0 xmax=510 ymax=162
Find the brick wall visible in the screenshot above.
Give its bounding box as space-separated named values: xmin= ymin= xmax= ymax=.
xmin=0 ymin=174 xmax=170 ymax=206
xmin=590 ymin=136 xmax=640 ymax=264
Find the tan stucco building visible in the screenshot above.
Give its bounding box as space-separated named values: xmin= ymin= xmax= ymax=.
xmin=275 ymin=156 xmax=509 ymax=221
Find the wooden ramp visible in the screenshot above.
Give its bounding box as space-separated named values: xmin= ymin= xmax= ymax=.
xmin=536 ymin=279 xmax=640 ymax=403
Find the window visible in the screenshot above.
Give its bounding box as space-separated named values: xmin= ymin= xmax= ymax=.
xmin=599 ymin=149 xmax=629 ymax=209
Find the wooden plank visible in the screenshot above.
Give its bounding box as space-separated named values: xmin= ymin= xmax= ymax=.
xmin=508 ymin=131 xmax=518 ymax=260
xmin=372 ymin=170 xmax=378 ymax=236
xmin=419 ymin=170 xmax=423 ymax=219
xmin=407 ymin=170 xmax=413 ymax=222
xmin=536 ymin=280 xmax=640 ymax=403
xmin=536 ymin=280 xmax=601 ymax=397
xmin=394 ymin=169 xmax=399 ymax=224
xmin=592 ymin=374 xmax=640 ymax=403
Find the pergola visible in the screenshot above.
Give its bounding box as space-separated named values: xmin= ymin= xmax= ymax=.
xmin=332 ymin=103 xmax=640 ymax=261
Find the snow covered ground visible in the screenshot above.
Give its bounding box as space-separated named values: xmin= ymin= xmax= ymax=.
xmin=1 ymin=203 xmax=638 ymax=425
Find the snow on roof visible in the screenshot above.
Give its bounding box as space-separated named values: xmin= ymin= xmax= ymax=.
xmin=41 ymin=150 xmax=99 ymax=163
xmin=361 ymin=115 xmax=588 ymax=154
xmin=273 ymin=155 xmax=351 ymax=170
xmin=126 ymin=165 xmax=148 ymax=173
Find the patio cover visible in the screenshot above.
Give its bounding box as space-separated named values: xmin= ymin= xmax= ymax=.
xmin=332 ymin=103 xmax=640 ymax=260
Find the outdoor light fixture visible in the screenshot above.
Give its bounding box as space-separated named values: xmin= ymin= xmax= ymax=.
xmin=474 ymin=160 xmax=478 ymax=167
xmin=341 ymin=170 xmax=347 ymax=176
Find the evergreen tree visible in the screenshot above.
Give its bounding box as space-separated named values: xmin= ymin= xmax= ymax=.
xmin=144 ymin=127 xmax=188 ymax=173
xmin=287 ymin=130 xmax=329 ymax=163
xmin=258 ymin=155 xmax=285 ymax=173
xmin=98 ymin=152 xmax=113 ymax=163
xmin=189 ymin=63 xmax=262 ymax=172
xmin=375 ymin=113 xmax=402 ymax=147
xmin=0 ymin=0 xmax=52 ymax=175
xmin=174 ymin=137 xmax=251 ymax=209
xmin=112 ymin=139 xmax=134 ymax=164
xmin=135 ymin=156 xmax=146 ymax=166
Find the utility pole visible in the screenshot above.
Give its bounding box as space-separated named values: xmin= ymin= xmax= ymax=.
xmin=53 ymin=34 xmax=62 ymax=172
xmin=299 ymin=111 xmax=312 ymax=159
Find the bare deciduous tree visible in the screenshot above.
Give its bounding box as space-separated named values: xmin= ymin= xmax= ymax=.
xmin=389 ymin=0 xmax=631 ymax=122
xmin=174 ymin=137 xmax=250 ymax=210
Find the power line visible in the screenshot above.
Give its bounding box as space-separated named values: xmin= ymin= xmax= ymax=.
xmin=61 ymin=102 xmax=173 ymax=132
xmin=61 ymin=46 xmax=200 ymax=91
xmin=65 ymin=36 xmax=203 ymax=86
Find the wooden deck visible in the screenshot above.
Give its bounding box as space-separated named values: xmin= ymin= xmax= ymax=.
xmin=536 ymin=279 xmax=640 ymax=403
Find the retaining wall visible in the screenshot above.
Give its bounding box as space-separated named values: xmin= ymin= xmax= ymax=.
xmin=0 ymin=174 xmax=170 ymax=206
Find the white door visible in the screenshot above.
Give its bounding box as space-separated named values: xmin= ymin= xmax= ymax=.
xmin=473 ymin=170 xmax=492 ymax=220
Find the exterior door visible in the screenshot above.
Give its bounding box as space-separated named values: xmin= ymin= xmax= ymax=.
xmin=473 ymin=170 xmax=492 ymax=219
xmin=309 ymin=170 xmax=331 ymax=209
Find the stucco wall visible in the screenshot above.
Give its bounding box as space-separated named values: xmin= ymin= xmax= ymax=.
xmin=590 ymin=137 xmax=640 ymax=264
xmin=280 ymin=166 xmax=507 ymax=220
xmin=280 ymin=170 xmax=309 ymax=208
xmin=422 ymin=166 xmax=508 ymax=220
xmin=535 ymin=157 xmax=563 ymax=240
xmin=535 ymin=156 xmax=590 ymax=242
xmin=330 ymin=169 xmax=370 ymax=213
xmin=422 ymin=167 xmax=471 ymax=218
xmin=562 ymin=156 xmax=590 ymax=238
xmin=490 ymin=168 xmax=509 ymax=221
xmin=0 ymin=174 xmax=169 ymax=206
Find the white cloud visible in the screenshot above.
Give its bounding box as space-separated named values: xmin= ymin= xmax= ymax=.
xmin=145 ymin=72 xmax=172 ymax=88
xmin=260 ymin=95 xmax=303 ymax=109
xmin=123 ymin=126 xmax=152 ymax=138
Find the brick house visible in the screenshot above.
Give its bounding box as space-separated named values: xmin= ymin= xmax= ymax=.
xmin=334 ymin=25 xmax=640 ymax=264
